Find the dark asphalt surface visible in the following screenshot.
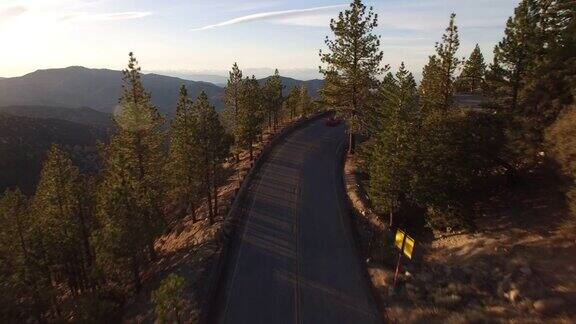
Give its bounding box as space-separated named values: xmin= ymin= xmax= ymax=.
xmin=215 ymin=118 xmax=381 ymax=324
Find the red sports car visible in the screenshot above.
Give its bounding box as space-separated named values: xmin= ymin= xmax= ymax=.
xmin=325 ymin=116 xmax=342 ymax=127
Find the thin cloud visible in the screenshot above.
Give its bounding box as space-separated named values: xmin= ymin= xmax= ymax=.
xmin=61 ymin=11 xmax=151 ymax=22
xmin=0 ymin=5 xmax=27 ymax=24
xmin=191 ymin=4 xmax=347 ymax=31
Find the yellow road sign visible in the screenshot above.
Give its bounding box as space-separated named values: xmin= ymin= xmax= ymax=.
xmin=394 ymin=230 xmax=405 ymax=250
xmin=403 ymin=235 xmax=415 ymax=259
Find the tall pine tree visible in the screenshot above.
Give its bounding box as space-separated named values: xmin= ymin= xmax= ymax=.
xmin=263 ymin=69 xmax=284 ymax=130
xmin=32 ymin=145 xmax=94 ymax=294
xmin=298 ymin=85 xmax=312 ymax=117
xmin=224 ymin=63 xmax=244 ymax=161
xmin=369 ymin=63 xmax=420 ymax=227
xmin=419 ymin=13 xmax=461 ymax=112
xmin=286 ymin=86 xmax=301 ymax=120
xmin=237 ymin=76 xmax=264 ymax=160
xmin=94 ymin=53 xmax=166 ymax=292
xmin=487 ymin=1 xmax=538 ymax=113
xmin=169 ymin=86 xmax=202 ymax=221
xmin=456 ymin=44 xmax=486 ymax=93
xmin=320 ymin=0 xmax=385 ymax=154
xmin=192 ymin=91 xmax=231 ymax=224
xmin=488 ymin=0 xmax=575 ymax=162
xmin=0 ymin=189 xmax=49 ymax=322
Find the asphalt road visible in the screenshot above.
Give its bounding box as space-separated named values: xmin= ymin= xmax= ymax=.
xmin=215 ymin=118 xmax=381 ymax=324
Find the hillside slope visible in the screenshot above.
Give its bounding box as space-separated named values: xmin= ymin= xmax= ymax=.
xmin=0 ymin=113 xmax=107 ymax=193
xmin=0 ymin=105 xmax=113 ymax=128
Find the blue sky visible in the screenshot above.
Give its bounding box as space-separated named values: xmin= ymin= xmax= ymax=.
xmin=0 ymin=0 xmax=519 ymax=80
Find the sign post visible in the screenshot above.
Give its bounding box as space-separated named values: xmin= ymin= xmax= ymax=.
xmin=392 ymin=229 xmax=415 ymax=291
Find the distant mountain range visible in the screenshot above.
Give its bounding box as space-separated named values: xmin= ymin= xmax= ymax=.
xmin=0 ymin=67 xmax=223 ymax=116
xmin=149 ymin=72 xmax=228 ymax=86
xmin=258 ymin=76 xmax=324 ymax=99
xmin=0 ymin=66 xmax=324 ymax=116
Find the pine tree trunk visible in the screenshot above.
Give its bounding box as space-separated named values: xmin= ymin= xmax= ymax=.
xmin=45 ymin=269 xmax=62 ymax=318
xmin=249 ymin=141 xmax=253 ymax=160
xmin=213 ymin=187 xmax=218 ymax=218
xmin=77 ymin=208 xmax=93 ymax=268
xmin=213 ymin=161 xmax=218 ymax=218
xmin=189 ymin=200 xmax=196 ymax=222
xmin=32 ymin=287 xmax=46 ymax=324
xmin=131 ymin=256 xmax=142 ymax=292
xmin=206 ymin=174 xmax=214 ymax=225
xmin=347 ymin=132 xmax=356 ymax=155
xmin=148 ymin=241 xmax=156 ymax=261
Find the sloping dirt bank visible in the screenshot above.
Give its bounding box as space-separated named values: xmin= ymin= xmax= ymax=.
xmin=343 ymin=157 xmax=576 ymax=323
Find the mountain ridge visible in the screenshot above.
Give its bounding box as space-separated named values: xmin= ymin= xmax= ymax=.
xmin=0 ymin=66 xmax=224 ymax=116
xmin=0 ymin=67 xmax=324 ymax=116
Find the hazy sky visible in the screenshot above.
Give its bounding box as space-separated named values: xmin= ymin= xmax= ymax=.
xmin=0 ymin=0 xmax=519 ymax=80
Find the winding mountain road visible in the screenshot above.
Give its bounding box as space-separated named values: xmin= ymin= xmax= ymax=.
xmin=214 ymin=117 xmax=381 ymax=324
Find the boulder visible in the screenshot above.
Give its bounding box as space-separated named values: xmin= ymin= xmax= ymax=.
xmin=452 ymin=268 xmax=468 ymax=283
xmin=416 ymin=271 xmax=433 ymax=283
xmin=517 ymin=299 xmax=533 ymax=311
xmin=533 ymin=297 xmax=566 ymax=315
xmin=507 ymin=289 xmax=521 ymax=303
xmin=486 ymin=305 xmax=508 ymax=316
xmin=519 ymin=265 xmax=532 ymax=276
xmin=405 ymin=283 xmax=417 ymax=291
xmin=497 ymin=274 xmax=512 ymax=298
xmin=434 ymin=293 xmax=462 ymax=308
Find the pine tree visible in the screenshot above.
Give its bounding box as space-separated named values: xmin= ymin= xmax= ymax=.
xmin=286 ymin=86 xmax=300 ymax=119
xmin=169 ymin=86 xmax=201 ymax=221
xmin=0 ymin=189 xmax=49 ymax=322
xmin=419 ymin=13 xmax=461 ymax=112
xmin=368 ymin=63 xmax=420 ymax=227
xmin=192 ymin=91 xmax=231 ymax=224
xmin=263 ymin=69 xmax=284 ymax=130
xmin=487 ymin=0 xmax=575 ymax=161
xmin=238 ymin=76 xmax=263 ymax=160
xmin=320 ymin=0 xmax=385 ymax=154
xmin=94 ymin=53 xmax=166 ymax=291
xmin=209 ymin=120 xmax=232 ymax=220
xmin=364 ymin=71 xmax=395 ymax=136
xmin=152 ymin=274 xmax=188 ymax=324
xmin=487 ymin=1 xmax=538 ymax=113
xmin=32 ymin=145 xmax=94 ymax=294
xmin=419 ymin=55 xmax=443 ymax=112
xmin=298 ymin=86 xmax=312 ymax=117
xmin=224 ymin=63 xmax=243 ymax=161
xmin=456 ymin=44 xmax=486 ymax=93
